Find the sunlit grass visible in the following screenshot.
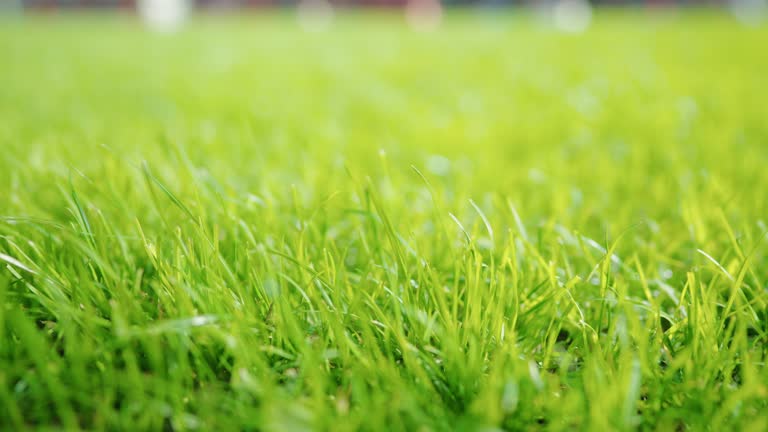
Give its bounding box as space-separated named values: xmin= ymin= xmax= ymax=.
xmin=1 ymin=11 xmax=767 ymax=431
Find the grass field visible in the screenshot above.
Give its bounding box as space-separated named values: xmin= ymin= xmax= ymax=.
xmin=1 ymin=11 xmax=768 ymax=431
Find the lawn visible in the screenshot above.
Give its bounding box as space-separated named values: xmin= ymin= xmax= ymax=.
xmin=1 ymin=10 xmax=767 ymax=431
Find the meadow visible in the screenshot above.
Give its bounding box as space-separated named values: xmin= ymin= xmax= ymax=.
xmin=1 ymin=11 xmax=767 ymax=430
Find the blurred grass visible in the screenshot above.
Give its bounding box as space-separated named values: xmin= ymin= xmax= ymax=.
xmin=1 ymin=11 xmax=768 ymax=431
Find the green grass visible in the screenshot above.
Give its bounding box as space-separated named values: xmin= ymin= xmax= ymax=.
xmin=1 ymin=11 xmax=768 ymax=431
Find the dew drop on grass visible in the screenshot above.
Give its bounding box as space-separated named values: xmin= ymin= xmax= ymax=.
xmin=660 ymin=268 xmax=673 ymax=280
xmin=190 ymin=315 xmax=217 ymax=327
xmin=528 ymin=361 xmax=544 ymax=391
xmin=501 ymin=380 xmax=519 ymax=413
xmin=14 ymin=380 xmax=27 ymax=394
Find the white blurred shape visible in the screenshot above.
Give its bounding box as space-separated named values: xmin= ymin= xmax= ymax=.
xmin=297 ymin=0 xmax=335 ymax=33
xmin=139 ymin=0 xmax=190 ymax=33
xmin=426 ymin=155 xmax=451 ymax=176
xmin=527 ymin=168 xmax=547 ymax=184
xmin=552 ymin=0 xmax=593 ymax=34
xmin=406 ymin=0 xmax=443 ymax=32
xmin=730 ymin=0 xmax=768 ymax=26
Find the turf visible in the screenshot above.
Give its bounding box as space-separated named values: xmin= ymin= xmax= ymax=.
xmin=1 ymin=11 xmax=768 ymax=431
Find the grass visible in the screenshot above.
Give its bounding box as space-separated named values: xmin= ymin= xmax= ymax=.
xmin=1 ymin=10 xmax=768 ymax=431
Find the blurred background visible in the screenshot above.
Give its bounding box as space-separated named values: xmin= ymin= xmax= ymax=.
xmin=3 ymin=0 xmax=765 ymax=8
xmin=1 ymin=0 xmax=765 ymax=39
xmin=3 ymin=0 xmax=766 ymax=35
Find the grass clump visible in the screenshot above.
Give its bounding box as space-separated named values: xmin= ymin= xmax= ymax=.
xmin=1 ymin=12 xmax=767 ymax=431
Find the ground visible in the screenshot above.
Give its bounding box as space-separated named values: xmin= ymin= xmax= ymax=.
xmin=1 ymin=11 xmax=767 ymax=431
